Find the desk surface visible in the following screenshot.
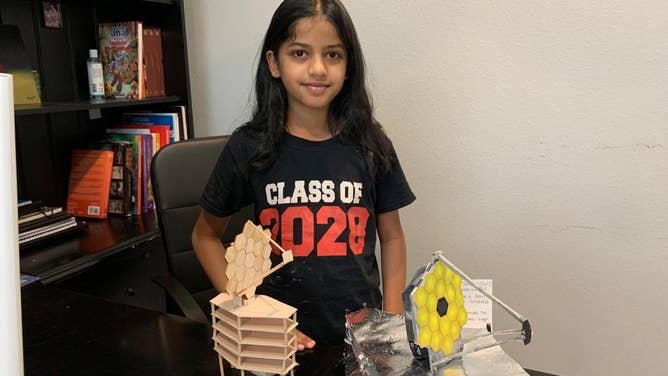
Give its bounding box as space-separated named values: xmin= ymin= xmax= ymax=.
xmin=19 ymin=215 xmax=158 ymax=284
xmin=22 ymin=284 xmax=345 ymax=376
xmin=21 ymin=284 xmax=556 ymax=376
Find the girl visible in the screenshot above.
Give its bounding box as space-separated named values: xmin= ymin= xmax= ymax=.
xmin=192 ymin=0 xmax=415 ymax=350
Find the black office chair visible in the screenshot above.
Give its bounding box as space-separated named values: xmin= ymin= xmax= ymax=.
xmin=151 ymin=136 xmax=253 ymax=323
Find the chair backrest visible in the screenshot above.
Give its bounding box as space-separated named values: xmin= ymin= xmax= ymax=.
xmin=151 ymin=136 xmax=253 ymax=312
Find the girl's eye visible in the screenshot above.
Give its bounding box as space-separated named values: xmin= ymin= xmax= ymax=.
xmin=326 ymin=51 xmax=341 ymax=59
xmin=292 ymin=50 xmax=307 ymax=58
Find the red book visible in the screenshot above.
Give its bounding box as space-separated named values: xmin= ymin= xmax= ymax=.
xmin=142 ymin=27 xmax=164 ymax=97
xmin=66 ymin=150 xmax=114 ymax=219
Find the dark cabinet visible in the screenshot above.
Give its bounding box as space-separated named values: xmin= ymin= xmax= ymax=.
xmin=55 ymin=237 xmax=167 ymax=311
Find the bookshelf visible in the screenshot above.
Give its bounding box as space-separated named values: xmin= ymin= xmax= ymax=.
xmin=14 ymin=95 xmax=181 ymax=115
xmin=2 ymin=0 xmax=192 ymax=309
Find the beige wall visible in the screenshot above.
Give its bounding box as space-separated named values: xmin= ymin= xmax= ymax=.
xmin=185 ymin=1 xmax=668 ymax=374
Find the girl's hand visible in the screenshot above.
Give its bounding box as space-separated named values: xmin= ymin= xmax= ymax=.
xmin=296 ymin=329 xmax=316 ymax=351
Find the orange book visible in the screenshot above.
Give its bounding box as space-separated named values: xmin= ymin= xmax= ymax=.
xmin=66 ymin=150 xmax=114 ymax=219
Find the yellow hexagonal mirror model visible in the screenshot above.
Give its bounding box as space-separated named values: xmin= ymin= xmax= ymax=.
xmin=404 ymin=258 xmax=467 ymax=358
xmin=403 ymin=251 xmax=533 ymax=373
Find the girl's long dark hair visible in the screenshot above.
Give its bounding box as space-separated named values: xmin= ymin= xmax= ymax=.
xmin=238 ymin=0 xmax=393 ymax=178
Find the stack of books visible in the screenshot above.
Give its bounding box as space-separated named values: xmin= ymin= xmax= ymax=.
xmin=89 ymin=108 xmax=187 ymax=216
xmin=18 ymin=201 xmax=82 ymax=248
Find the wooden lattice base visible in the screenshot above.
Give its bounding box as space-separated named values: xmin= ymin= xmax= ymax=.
xmin=211 ymin=293 xmax=298 ymax=376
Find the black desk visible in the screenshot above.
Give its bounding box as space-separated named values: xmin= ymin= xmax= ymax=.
xmin=21 ymin=284 xmax=556 ymax=376
xmin=21 ymin=284 xmax=344 ymax=375
xmin=20 ymin=215 xmax=158 ymax=284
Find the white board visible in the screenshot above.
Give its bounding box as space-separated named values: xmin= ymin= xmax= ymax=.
xmin=0 ymin=73 xmax=24 ymax=376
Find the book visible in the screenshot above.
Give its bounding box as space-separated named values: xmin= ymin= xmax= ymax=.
xmin=95 ymin=141 xmax=134 ymax=216
xmin=107 ymin=127 xmax=152 ymax=140
xmin=105 ymin=133 xmax=144 ymax=214
xmin=155 ymin=105 xmax=188 ymax=140
xmin=99 ymin=21 xmax=144 ymax=99
xmin=142 ymin=27 xmax=165 ymax=97
xmin=18 ymin=200 xmax=47 ymax=217
xmin=123 ymin=112 xmax=180 ymax=143
xmin=138 ymin=134 xmax=154 ymax=212
xmin=19 ymin=219 xmax=85 ymax=249
xmin=106 ymin=129 xmax=155 ymax=212
xmin=0 ymin=25 xmax=41 ymax=105
xmin=19 ymin=216 xmax=76 ymax=241
xmin=19 ymin=211 xmax=73 ymax=233
xmin=112 ymin=124 xmax=171 ymax=148
xmin=19 ymin=216 xmax=78 ymax=245
xmin=18 ymin=206 xmax=63 ymax=225
xmin=66 ymin=149 xmax=115 ymax=218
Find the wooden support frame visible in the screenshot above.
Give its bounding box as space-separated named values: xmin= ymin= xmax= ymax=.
xmin=212 ymin=221 xmax=298 ymax=376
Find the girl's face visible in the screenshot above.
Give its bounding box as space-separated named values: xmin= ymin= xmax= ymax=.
xmin=266 ymin=16 xmax=347 ymax=116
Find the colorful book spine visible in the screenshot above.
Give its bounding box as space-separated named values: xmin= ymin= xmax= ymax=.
xmin=96 ymin=141 xmax=133 ymax=216
xmin=155 ymin=105 xmax=189 ymax=140
xmin=105 ymin=133 xmax=142 ymax=215
xmin=112 ymin=124 xmax=171 ymax=148
xmin=140 ymin=134 xmax=154 ymax=212
xmin=106 ymin=129 xmax=154 ymax=212
xmin=123 ymin=112 xmax=180 ymax=143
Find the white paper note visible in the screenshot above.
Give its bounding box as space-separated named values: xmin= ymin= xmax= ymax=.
xmin=462 ymin=279 xmax=493 ymax=329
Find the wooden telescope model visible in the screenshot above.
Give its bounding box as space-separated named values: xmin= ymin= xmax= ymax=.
xmin=210 ymin=221 xmax=298 ymax=376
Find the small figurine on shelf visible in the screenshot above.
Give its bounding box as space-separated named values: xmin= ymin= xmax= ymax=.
xmin=210 ymin=221 xmax=298 ymax=376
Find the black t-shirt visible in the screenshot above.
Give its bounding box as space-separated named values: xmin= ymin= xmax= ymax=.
xmin=201 ymin=128 xmax=415 ymax=343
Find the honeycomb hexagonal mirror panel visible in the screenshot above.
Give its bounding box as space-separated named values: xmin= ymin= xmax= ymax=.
xmin=404 ymin=259 xmax=467 ymax=356
xmin=224 ymin=221 xmax=273 ymax=298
